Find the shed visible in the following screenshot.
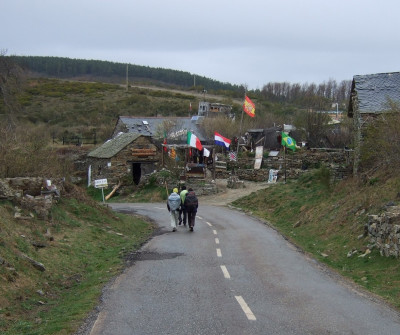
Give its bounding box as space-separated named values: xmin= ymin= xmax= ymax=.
xmin=348 ymin=72 xmax=400 ymax=175
xmin=87 ymin=133 xmax=160 ymax=187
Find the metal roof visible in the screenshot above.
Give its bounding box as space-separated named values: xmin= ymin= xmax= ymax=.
xmin=88 ymin=133 xmax=143 ymax=159
xmin=117 ymin=116 xmax=207 ymax=141
xmin=348 ymin=72 xmax=400 ymax=116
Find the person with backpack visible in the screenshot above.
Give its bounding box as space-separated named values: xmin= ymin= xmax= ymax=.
xmin=167 ymin=188 xmax=181 ymax=232
xmin=184 ymin=188 xmax=198 ymax=232
xmin=179 ymin=185 xmax=188 ymax=226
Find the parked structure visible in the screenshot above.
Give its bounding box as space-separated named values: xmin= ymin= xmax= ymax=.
xmin=348 ymin=72 xmax=400 ymax=175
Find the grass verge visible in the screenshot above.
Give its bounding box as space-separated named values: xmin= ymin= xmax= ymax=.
xmin=0 ymin=184 xmax=155 ymax=335
xmin=232 ymin=169 xmax=400 ymax=310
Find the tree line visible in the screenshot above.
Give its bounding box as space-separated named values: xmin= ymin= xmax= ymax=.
xmin=258 ymin=79 xmax=351 ymax=109
xmin=9 ymin=55 xmax=240 ymax=92
xmin=8 ymin=55 xmax=351 ymax=109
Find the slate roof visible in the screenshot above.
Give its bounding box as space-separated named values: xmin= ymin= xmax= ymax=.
xmin=115 ymin=116 xmax=207 ymax=142
xmin=88 ymin=133 xmax=143 ymax=159
xmin=348 ymin=72 xmax=400 ymax=117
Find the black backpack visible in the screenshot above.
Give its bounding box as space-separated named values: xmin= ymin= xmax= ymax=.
xmin=184 ymin=191 xmax=198 ymax=210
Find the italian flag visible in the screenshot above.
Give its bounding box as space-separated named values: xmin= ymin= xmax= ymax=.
xmin=187 ymin=131 xmax=203 ymax=151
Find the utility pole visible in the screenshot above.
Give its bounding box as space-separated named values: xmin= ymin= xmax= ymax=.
xmin=126 ymin=64 xmax=129 ymax=92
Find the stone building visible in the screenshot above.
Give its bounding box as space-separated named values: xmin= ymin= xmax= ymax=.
xmin=348 ymin=72 xmax=400 ymax=176
xmin=197 ymin=101 xmax=234 ymax=119
xmin=87 ymin=133 xmax=160 ymax=187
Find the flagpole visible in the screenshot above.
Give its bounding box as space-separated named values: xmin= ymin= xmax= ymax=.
xmin=236 ymin=88 xmax=246 ymax=158
xmin=284 ymin=146 xmax=287 ymax=183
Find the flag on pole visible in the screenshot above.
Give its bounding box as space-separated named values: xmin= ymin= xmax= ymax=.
xmin=214 ymin=132 xmax=231 ymax=149
xmin=203 ymin=147 xmax=210 ymax=157
xmin=243 ymin=96 xmax=255 ymax=117
xmin=281 ymin=132 xmax=296 ymax=151
xmin=163 ymin=131 xmax=168 ymax=152
xmin=187 ymin=131 xmax=203 ymax=151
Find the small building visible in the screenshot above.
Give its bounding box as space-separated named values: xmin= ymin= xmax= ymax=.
xmin=348 ymin=72 xmax=400 ymax=175
xmin=198 ymin=101 xmax=234 ymax=118
xmin=87 ymin=133 xmax=159 ymax=187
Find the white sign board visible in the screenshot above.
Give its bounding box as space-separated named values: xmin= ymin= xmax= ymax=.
xmin=254 ymin=146 xmax=263 ymax=170
xmin=94 ymin=179 xmax=108 ymax=188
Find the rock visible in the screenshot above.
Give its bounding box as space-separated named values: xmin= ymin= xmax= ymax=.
xmin=20 ymin=253 xmax=46 ymax=272
xmin=358 ymin=249 xmax=371 ymax=258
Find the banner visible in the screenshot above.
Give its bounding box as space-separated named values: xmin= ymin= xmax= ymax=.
xmin=243 ymin=96 xmax=255 ymax=117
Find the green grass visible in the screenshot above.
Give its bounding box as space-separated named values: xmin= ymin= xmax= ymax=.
xmin=232 ymin=168 xmax=400 ymax=310
xmin=0 ymin=187 xmax=155 ymax=335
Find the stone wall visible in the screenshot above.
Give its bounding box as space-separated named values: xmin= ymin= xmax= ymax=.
xmin=216 ymin=149 xmax=353 ymax=182
xmin=367 ymin=205 xmax=400 ymax=257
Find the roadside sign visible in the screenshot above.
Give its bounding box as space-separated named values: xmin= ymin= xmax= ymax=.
xmin=94 ymin=179 xmax=108 ymax=203
xmin=94 ymin=179 xmax=108 ymax=188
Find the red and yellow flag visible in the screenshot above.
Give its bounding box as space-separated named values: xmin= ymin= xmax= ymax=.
xmin=243 ymin=96 xmax=255 ymax=117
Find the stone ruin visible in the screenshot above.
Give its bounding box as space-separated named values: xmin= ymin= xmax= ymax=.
xmin=367 ymin=205 xmax=400 ymax=258
xmin=0 ymin=177 xmax=63 ymax=220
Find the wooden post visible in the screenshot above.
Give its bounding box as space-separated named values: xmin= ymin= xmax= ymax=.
xmin=212 ymin=145 xmax=216 ymax=180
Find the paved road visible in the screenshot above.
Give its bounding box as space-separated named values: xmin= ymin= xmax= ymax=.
xmin=83 ymin=203 xmax=400 ymax=335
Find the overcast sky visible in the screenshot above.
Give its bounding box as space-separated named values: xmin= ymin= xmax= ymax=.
xmin=2 ymin=0 xmax=399 ymax=90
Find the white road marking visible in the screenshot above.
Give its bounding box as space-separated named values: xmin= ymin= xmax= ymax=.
xmin=213 ymin=230 xmax=218 ymax=235
xmin=215 ymin=238 xmax=220 ymax=244
xmin=206 ymin=221 xmax=212 ymax=226
xmin=154 ymin=207 xmax=165 ymax=210
xmin=197 ymin=215 xmax=203 ymax=220
xmin=235 ymin=296 xmax=256 ymax=321
xmin=220 ymin=265 xmax=231 ymax=279
xmin=216 ymin=248 xmax=222 ymax=257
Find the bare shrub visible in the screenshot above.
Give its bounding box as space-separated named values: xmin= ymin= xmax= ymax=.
xmin=0 ymin=123 xmax=73 ymax=178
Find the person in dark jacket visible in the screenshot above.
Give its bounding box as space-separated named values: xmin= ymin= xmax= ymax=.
xmin=179 ymin=185 xmax=188 ymax=226
xmin=184 ymin=188 xmax=198 ymax=231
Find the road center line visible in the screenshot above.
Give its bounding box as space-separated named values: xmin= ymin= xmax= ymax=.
xmin=213 ymin=230 xmax=218 ymax=235
xmin=206 ymin=221 xmax=212 ymax=226
xmin=235 ymin=296 xmax=257 ymax=321
xmin=215 ymin=238 xmax=220 ymax=244
xmin=216 ymin=248 xmax=222 ymax=257
xmin=220 ymin=265 xmax=231 ymax=279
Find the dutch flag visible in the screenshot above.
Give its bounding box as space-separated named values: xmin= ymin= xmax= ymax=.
xmin=214 ymin=132 xmax=231 ymax=149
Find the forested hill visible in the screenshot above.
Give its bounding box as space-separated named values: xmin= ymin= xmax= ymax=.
xmin=10 ymin=55 xmax=240 ymax=92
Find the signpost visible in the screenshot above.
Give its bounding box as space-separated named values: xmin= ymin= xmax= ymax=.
xmin=94 ymin=179 xmax=108 ymax=203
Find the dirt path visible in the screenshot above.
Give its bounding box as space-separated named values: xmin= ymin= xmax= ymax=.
xmin=198 ymin=179 xmax=270 ymax=206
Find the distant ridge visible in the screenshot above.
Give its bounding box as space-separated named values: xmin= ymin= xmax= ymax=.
xmin=10 ymin=55 xmax=241 ymax=92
